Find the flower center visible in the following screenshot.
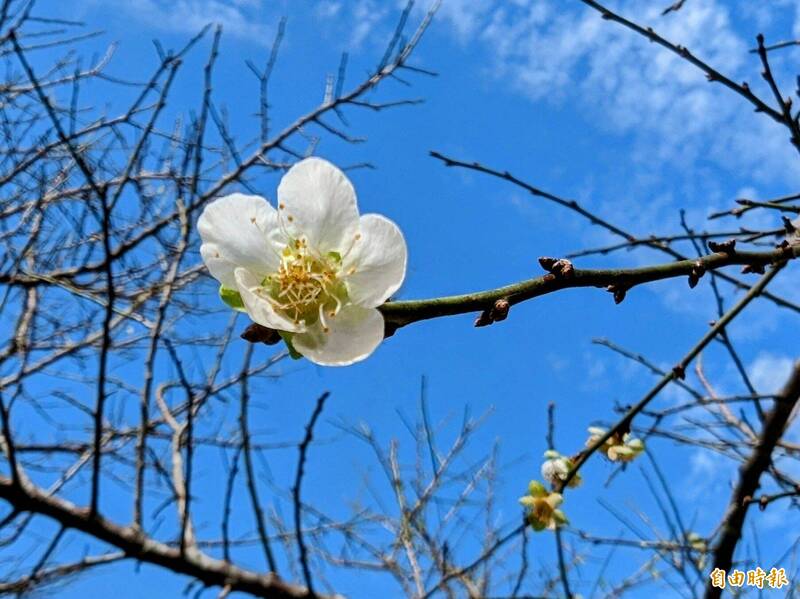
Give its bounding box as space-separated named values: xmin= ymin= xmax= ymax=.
xmin=532 ymin=497 xmax=554 ymax=522
xmin=263 ymin=238 xmax=347 ymax=331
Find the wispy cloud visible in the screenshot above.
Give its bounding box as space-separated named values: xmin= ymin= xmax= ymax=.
xmin=748 ymin=352 xmax=795 ymax=395
xmin=91 ymin=0 xmax=276 ymax=45
xmin=468 ymin=1 xmax=798 ymax=184
xmin=417 ymin=1 xmax=800 ymax=193
xmin=682 ymin=447 xmax=734 ymax=502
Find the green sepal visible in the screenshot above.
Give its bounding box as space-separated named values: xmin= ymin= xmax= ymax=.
xmin=279 ymin=332 xmax=304 ymax=360
xmin=219 ymin=285 xmax=246 ymax=312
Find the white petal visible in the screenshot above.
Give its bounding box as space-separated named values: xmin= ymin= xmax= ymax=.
xmin=198 ymin=193 xmax=282 ymax=287
xmin=234 ymin=268 xmax=302 ymax=333
xmin=292 ymin=305 xmax=384 ymax=366
xmin=277 ymin=157 xmax=359 ymax=253
xmin=344 ymin=214 xmax=407 ymax=307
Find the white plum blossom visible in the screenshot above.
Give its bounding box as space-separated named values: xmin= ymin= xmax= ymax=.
xmin=540 ymin=450 xmax=581 ymax=488
xmin=198 ymin=157 xmax=407 ymax=366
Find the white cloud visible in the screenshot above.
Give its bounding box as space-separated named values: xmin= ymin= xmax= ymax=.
xmin=681 ymin=447 xmax=733 ymax=501
xmin=95 ymin=0 xmax=275 ymax=45
xmin=349 ymin=0 xmax=392 ymax=50
xmin=315 ymin=1 xmax=343 ymax=20
xmin=472 ymin=1 xmax=798 ymax=183
xmin=415 ymin=1 xmax=800 ymax=190
xmin=748 ymin=351 xmax=795 ymax=395
xmin=311 ymin=0 xmax=401 ymax=50
xmin=428 ymin=0 xmax=495 ymax=42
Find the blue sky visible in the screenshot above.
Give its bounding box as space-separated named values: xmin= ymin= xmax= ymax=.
xmin=17 ymin=0 xmax=800 ymax=596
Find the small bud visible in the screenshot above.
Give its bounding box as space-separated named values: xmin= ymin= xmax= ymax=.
xmin=672 ymin=364 xmax=686 ymax=380
xmin=538 ymin=256 xmax=558 ymax=271
xmin=688 ymin=259 xmax=706 ymax=288
xmin=241 ymin=323 xmax=282 ymax=345
xmin=741 ymin=263 xmax=766 ymax=275
xmin=474 ymin=311 xmax=492 ymax=328
xmin=557 ymin=259 xmax=574 ymax=278
xmin=693 ymin=260 xmax=705 ymax=276
xmin=491 ymin=298 xmax=510 ymax=321
xmin=708 ymin=239 xmax=736 ymax=254
xmin=476 ymin=299 xmax=511 ymax=327
xmin=538 ymin=257 xmax=574 ymax=278
xmin=608 ymin=285 xmax=627 ymax=304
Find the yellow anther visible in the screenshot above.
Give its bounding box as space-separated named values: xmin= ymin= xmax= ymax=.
xmin=258 ymin=239 xmax=348 ymax=327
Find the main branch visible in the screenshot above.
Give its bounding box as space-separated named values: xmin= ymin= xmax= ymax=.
xmin=379 ymin=246 xmax=798 ymax=333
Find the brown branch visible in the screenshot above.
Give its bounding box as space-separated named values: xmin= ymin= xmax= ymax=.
xmin=239 ymin=345 xmax=278 ymax=573
xmin=0 ymin=552 xmax=125 ymax=594
xmin=704 ymin=361 xmax=800 ymax=599
xmin=0 ymin=476 xmax=329 ymax=598
xmin=292 ymin=391 xmax=331 ymax=596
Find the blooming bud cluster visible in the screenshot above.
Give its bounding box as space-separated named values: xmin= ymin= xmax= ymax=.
xmin=519 ymin=480 xmax=568 ymax=532
xmin=585 ymin=427 xmax=645 ymax=462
